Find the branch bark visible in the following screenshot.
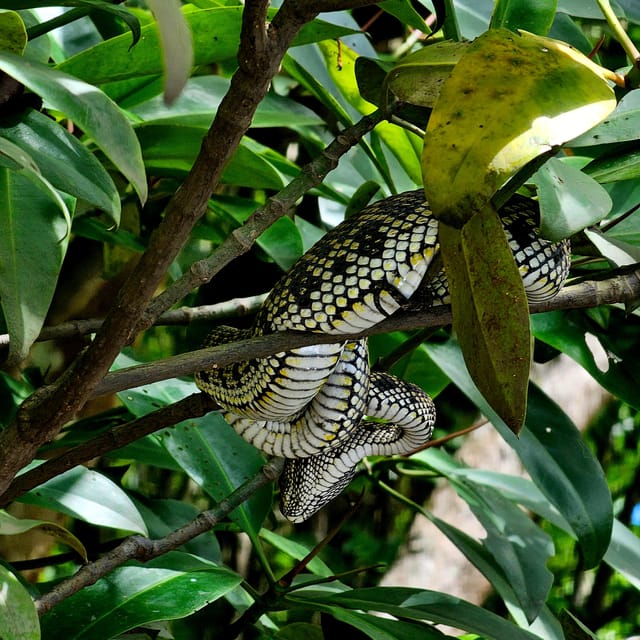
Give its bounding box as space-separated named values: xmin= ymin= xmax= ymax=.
xmin=2 ymin=267 xmax=638 ymax=506
xmin=0 ymin=0 xmax=337 ymax=497
xmin=92 ymin=266 xmax=640 ymax=397
xmin=34 ymin=457 xmax=285 ymax=617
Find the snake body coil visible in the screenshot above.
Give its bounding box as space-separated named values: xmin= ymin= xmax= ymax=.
xmin=196 ymin=190 xmax=570 ymax=522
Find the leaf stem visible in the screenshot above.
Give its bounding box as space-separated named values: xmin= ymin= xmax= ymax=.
xmin=597 ymin=0 xmax=640 ymax=86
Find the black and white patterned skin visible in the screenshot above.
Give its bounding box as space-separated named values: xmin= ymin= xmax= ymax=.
xmin=195 ymin=190 xmax=571 ymax=522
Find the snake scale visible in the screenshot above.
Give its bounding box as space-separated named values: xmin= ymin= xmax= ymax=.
xmin=196 ymin=190 xmax=571 ymax=522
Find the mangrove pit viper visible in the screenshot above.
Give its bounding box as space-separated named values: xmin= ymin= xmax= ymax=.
xmin=195 ymin=189 xmax=571 ymax=522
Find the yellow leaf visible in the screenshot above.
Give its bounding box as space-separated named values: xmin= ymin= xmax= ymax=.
xmin=386 ymin=40 xmax=470 ymax=108
xmin=422 ymin=28 xmax=616 ymax=228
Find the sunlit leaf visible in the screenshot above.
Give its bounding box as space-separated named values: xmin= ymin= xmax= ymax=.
xmin=40 ymin=556 xmax=241 ymax=640
xmin=422 ymin=28 xmax=615 ymax=228
xmin=570 ymin=88 xmax=640 ymax=145
xmin=0 ymin=509 xmax=87 ymax=561
xmin=0 ymin=51 xmax=147 ymax=204
xmin=19 ymin=466 xmax=148 ymax=535
xmin=318 ymin=39 xmax=423 ymax=184
xmin=0 ymin=565 xmax=39 ymax=640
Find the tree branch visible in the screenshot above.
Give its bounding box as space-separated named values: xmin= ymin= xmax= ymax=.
xmin=0 ymin=0 xmax=326 ymax=497
xmin=0 ymin=295 xmax=268 ymax=351
xmin=0 ymin=394 xmax=216 ymax=506
xmin=34 ymin=457 xmax=285 ymax=617
xmin=141 ymin=108 xmax=386 ymax=328
xmin=87 ymin=267 xmax=640 ymax=398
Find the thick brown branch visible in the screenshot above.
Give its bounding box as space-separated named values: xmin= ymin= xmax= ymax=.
xmin=0 ymin=394 xmax=215 ymax=506
xmin=0 ymin=1 xmax=321 ymax=497
xmin=34 ymin=457 xmax=285 ymax=617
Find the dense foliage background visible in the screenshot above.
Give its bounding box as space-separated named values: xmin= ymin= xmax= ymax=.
xmin=1 ymin=0 xmax=640 ymax=638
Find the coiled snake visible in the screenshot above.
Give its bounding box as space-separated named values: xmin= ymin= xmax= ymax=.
xmin=196 ymin=190 xmax=570 ymax=522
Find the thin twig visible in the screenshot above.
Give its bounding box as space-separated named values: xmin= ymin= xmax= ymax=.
xmin=34 ymin=457 xmax=285 ymax=617
xmin=0 ymin=295 xmax=268 ymax=351
xmin=140 ymin=109 xmax=386 ymax=329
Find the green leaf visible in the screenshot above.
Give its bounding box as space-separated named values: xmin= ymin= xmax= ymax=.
xmin=380 ymin=0 xmax=430 ymax=32
xmin=0 ymin=564 xmax=39 ymax=640
xmin=136 ymin=124 xmax=285 ymax=188
xmin=0 ymin=509 xmax=87 ymax=561
xmin=131 ymin=76 xmax=323 ymax=128
xmin=570 ymin=88 xmax=640 ymax=145
xmin=387 ymin=40 xmax=470 ymax=108
xmin=583 ymin=146 xmax=640 ymax=183
xmin=380 ymin=467 xmax=564 ymax=637
xmin=559 ymin=610 xmax=599 ymax=639
xmin=531 ymin=310 xmax=640 ymax=410
xmin=133 ymin=497 xmax=221 ymax=563
xmin=260 ymin=529 xmax=333 ymax=578
xmin=533 ymin=157 xmax=612 ymax=240
xmin=318 ymin=39 xmax=423 ymax=184
xmin=277 ymin=622 xmax=325 ymax=640
xmin=416 ymin=451 xmax=554 ymax=622
xmin=0 ymin=1 xmax=141 ymax=46
xmin=422 ymin=28 xmax=615 ymax=227
xmin=0 ymin=9 xmax=27 ymax=54
xmin=426 ymin=338 xmax=614 ymax=568
xmin=40 ymin=558 xmax=242 ymax=640
xmin=490 ymin=0 xmax=558 ymax=35
xmin=18 ymin=466 xmax=148 ymax=535
xmin=112 ymin=360 xmax=272 ymax=541
xmin=57 ymin=7 xmax=357 ymax=85
xmin=0 ymin=50 xmax=147 ymax=204
xmin=158 ymin=414 xmax=272 ymax=542
xmin=0 ymin=137 xmax=72 ymax=231
xmin=289 ymin=587 xmax=541 ymax=640
xmin=439 ymin=204 xmax=531 ymax=432
xmin=145 ymin=0 xmax=193 ymax=105
xmin=368 ymin=332 xmax=451 ymax=398
xmin=0 ymin=108 xmax=120 ymax=223
xmin=0 ymin=168 xmax=71 ymax=365
xmin=606 ymin=519 xmax=640 ymax=590
xmin=323 ymin=607 xmax=452 ymax=639
xmin=257 ymin=216 xmax=303 ymax=271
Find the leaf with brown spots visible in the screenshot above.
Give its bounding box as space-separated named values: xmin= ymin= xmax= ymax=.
xmin=439 ymin=204 xmax=530 ymax=433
